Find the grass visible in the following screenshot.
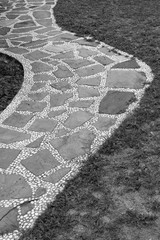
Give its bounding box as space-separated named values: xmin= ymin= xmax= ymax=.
xmin=1 ymin=0 xmax=160 ymax=239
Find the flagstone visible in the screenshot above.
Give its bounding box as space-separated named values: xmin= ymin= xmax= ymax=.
xmin=18 ymin=15 xmax=33 ymax=21
xmin=51 ymin=51 xmax=75 ymax=59
xmin=29 ymin=42 xmax=48 ymax=49
xmin=2 ymin=112 xmax=33 ymax=128
xmin=50 ymin=129 xmax=95 ymax=160
xmin=99 ymin=91 xmax=136 ymax=114
xmin=48 ymin=60 xmax=59 ymax=66
xmin=46 ymin=30 xmax=63 ymax=36
xmin=112 ymin=58 xmax=140 ymax=69
xmin=0 ymin=27 xmax=10 ymax=35
xmin=0 ymin=148 xmax=21 ymax=169
xmin=20 ymin=39 xmax=47 ymax=47
xmin=0 ymin=39 xmax=9 ymax=48
xmin=44 ymin=44 xmax=74 ymax=53
xmin=28 ymin=118 xmax=57 ymax=132
xmin=0 ymin=173 xmax=32 ymax=200
xmin=50 ymin=80 xmax=72 ymax=91
xmin=99 ymin=46 xmax=115 ymax=56
xmin=28 ymin=92 xmax=48 ymax=101
xmin=31 ymin=61 xmax=53 ymax=73
xmin=53 ymin=65 xmax=74 ymax=78
xmin=36 ymin=18 xmax=52 ymax=27
xmin=106 ymin=70 xmax=146 ymax=89
xmin=78 ymin=47 xmax=98 ymax=58
xmin=16 ymin=100 xmax=47 ymax=113
xmin=21 ymin=149 xmax=60 ymax=176
xmin=20 ymin=201 xmax=34 ymax=216
xmin=55 ymin=128 xmax=70 ymax=137
xmin=34 ymin=187 xmax=47 ymax=198
xmin=6 ymin=14 xmax=19 ymax=19
xmin=64 ymin=110 xmax=93 ymax=129
xmin=50 ymin=92 xmax=73 ymax=107
xmin=33 ymin=73 xmax=55 ymax=82
xmin=10 ymin=35 xmax=32 ymax=42
xmin=64 ymin=58 xmax=94 ymax=69
xmin=5 ymin=47 xmax=29 ymax=54
xmin=69 ymin=100 xmax=94 ymax=108
xmin=76 ymin=76 xmax=101 ymax=86
xmin=78 ymin=87 xmax=100 ymax=98
xmin=0 ymin=206 xmax=19 ymax=234
xmin=76 ymin=64 xmax=104 ymax=77
xmin=35 ymin=26 xmax=57 ymax=34
xmin=73 ymin=38 xmax=99 ymax=47
xmin=94 ymin=55 xmax=114 ymax=66
xmin=10 ymin=41 xmax=20 ymax=46
xmin=13 ymin=20 xmax=36 ymax=28
xmin=11 ymin=26 xmax=42 ymax=33
xmin=26 ymin=136 xmax=44 ymax=148
xmin=24 ymin=50 xmax=50 ymax=61
xmin=43 ymin=167 xmax=71 ymax=184
xmin=30 ymin=82 xmax=46 ymax=91
xmin=50 ymin=32 xmax=78 ymax=42
xmin=93 ymin=116 xmax=116 ymax=131
xmin=0 ymin=19 xmax=17 ymax=27
xmin=33 ymin=10 xmax=51 ymax=19
xmin=48 ymin=109 xmax=66 ymax=118
xmin=0 ymin=127 xmax=30 ymax=144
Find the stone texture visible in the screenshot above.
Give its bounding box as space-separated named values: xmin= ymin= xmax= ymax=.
xmin=21 ymin=149 xmax=60 ymax=176
xmin=36 ymin=18 xmax=52 ymax=27
xmin=20 ymin=201 xmax=34 ymax=216
xmin=48 ymin=109 xmax=66 ymax=118
xmin=51 ymin=51 xmax=74 ymax=59
xmin=0 ymin=174 xmax=32 ymax=200
xmin=44 ymin=44 xmax=74 ymax=53
xmin=76 ymin=76 xmax=101 ymax=86
xmin=0 ymin=206 xmax=19 ymax=234
xmin=112 ymin=58 xmax=140 ymax=69
xmin=99 ymin=46 xmax=115 ymax=56
xmin=50 ymin=92 xmax=72 ymax=107
xmin=73 ymin=38 xmax=99 ymax=47
xmin=0 ymin=148 xmax=21 ymax=169
xmin=50 ymin=32 xmax=78 ymax=42
xmin=33 ymin=10 xmax=51 ymax=19
xmin=53 ymin=65 xmax=74 ymax=78
xmin=55 ymin=128 xmax=70 ymax=137
xmin=17 ymin=101 xmax=47 ymax=112
xmin=64 ymin=58 xmax=94 ymax=69
xmin=35 ymin=26 xmax=57 ymax=34
xmin=93 ymin=116 xmax=116 ymax=131
xmin=94 ymin=55 xmax=114 ymax=66
xmin=50 ymin=80 xmax=71 ymax=91
xmin=0 ymin=39 xmax=9 ymax=48
xmin=99 ymin=91 xmax=136 ymax=114
xmin=2 ymin=112 xmax=33 ymax=128
xmin=69 ymin=100 xmax=94 ymax=108
xmin=76 ymin=64 xmax=104 ymax=77
xmin=6 ymin=47 xmax=29 ymax=54
xmin=28 ymin=92 xmax=48 ymax=101
xmin=24 ymin=50 xmax=50 ymax=61
xmin=28 ymin=118 xmax=57 ymax=132
xmin=78 ymin=87 xmax=100 ymax=98
xmin=10 ymin=35 xmax=32 ymax=42
xmin=43 ymin=167 xmax=71 ymax=184
xmin=31 ymin=61 xmax=53 ymax=73
xmin=14 ymin=20 xmax=36 ymax=28
xmin=11 ymin=26 xmax=41 ymax=33
xmin=0 ymin=127 xmax=30 ymax=144
xmin=21 ymin=39 xmax=47 ymax=48
xmin=0 ymin=27 xmax=10 ymax=35
xmin=34 ymin=187 xmax=46 ymax=198
xmin=106 ymin=70 xmax=146 ymax=89
xmin=50 ymin=129 xmax=95 ymax=160
xmin=30 ymin=82 xmax=46 ymax=91
xmin=78 ymin=48 xmax=98 ymax=58
xmin=33 ymin=73 xmax=55 ymax=82
xmin=64 ymin=110 xmax=93 ymax=129
xmin=26 ymin=136 xmax=44 ymax=148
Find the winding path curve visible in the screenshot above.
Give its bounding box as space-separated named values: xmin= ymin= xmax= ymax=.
xmin=0 ymin=0 xmax=154 ymax=239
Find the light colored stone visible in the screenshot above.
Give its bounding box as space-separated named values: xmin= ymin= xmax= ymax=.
xmin=28 ymin=118 xmax=57 ymax=132
xmin=78 ymin=87 xmax=100 ymax=98
xmin=64 ymin=58 xmax=94 ymax=69
xmin=50 ymin=129 xmax=95 ymax=160
xmin=33 ymin=73 xmax=55 ymax=82
xmin=53 ymin=65 xmax=74 ymax=78
xmin=21 ymin=149 xmax=60 ymax=176
xmin=48 ymin=109 xmax=66 ymax=118
xmin=44 ymin=44 xmax=75 ymax=53
xmin=76 ymin=64 xmax=104 ymax=77
xmin=64 ymin=110 xmax=93 ymax=129
xmin=93 ymin=116 xmax=116 ymax=131
xmin=78 ymin=47 xmax=98 ymax=58
xmin=28 ymin=92 xmax=48 ymax=101
xmin=50 ymin=92 xmax=73 ymax=107
xmin=6 ymin=47 xmax=29 ymax=54
xmin=17 ymin=101 xmax=47 ymax=112
xmin=76 ymin=76 xmax=101 ymax=86
xmin=0 ymin=127 xmax=30 ymax=144
xmin=36 ymin=18 xmax=52 ymax=27
xmin=2 ymin=112 xmax=33 ymax=128
xmin=69 ymin=100 xmax=94 ymax=108
xmin=99 ymin=46 xmax=115 ymax=56
xmin=50 ymin=80 xmax=71 ymax=91
xmin=51 ymin=51 xmax=74 ymax=59
xmin=31 ymin=61 xmax=53 ymax=73
xmin=30 ymin=82 xmax=46 ymax=91
xmin=0 ymin=148 xmax=21 ymax=169
xmin=94 ymin=55 xmax=114 ymax=66
xmin=43 ymin=167 xmax=71 ymax=184
xmin=33 ymin=10 xmax=51 ymax=19
xmin=0 ymin=174 xmax=32 ymax=200
xmin=24 ymin=50 xmax=50 ymax=61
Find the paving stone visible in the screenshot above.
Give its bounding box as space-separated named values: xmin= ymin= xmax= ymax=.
xmin=21 ymin=149 xmax=60 ymax=176
xmin=64 ymin=110 xmax=93 ymax=129
xmin=34 ymin=187 xmax=46 ymax=198
xmin=48 ymin=60 xmax=59 ymax=66
xmin=106 ymin=70 xmax=146 ymax=89
xmin=14 ymin=20 xmax=36 ymax=28
xmin=50 ymin=32 xmax=79 ymax=42
xmin=28 ymin=42 xmax=48 ymax=49
xmin=64 ymin=58 xmax=94 ymax=69
xmin=26 ymin=136 xmax=44 ymax=148
xmin=17 ymin=100 xmax=47 ymax=112
xmin=93 ymin=116 xmax=116 ymax=131
xmin=0 ymin=127 xmax=30 ymax=144
xmin=0 ymin=173 xmax=32 ymax=200
xmin=46 ymin=30 xmax=63 ymax=36
xmin=6 ymin=47 xmax=29 ymax=54
xmin=36 ymin=18 xmax=52 ymax=27
xmin=48 ymin=109 xmax=66 ymax=118
xmin=0 ymin=39 xmax=9 ymax=48
xmin=20 ymin=201 xmax=34 ymax=216
xmin=0 ymin=206 xmax=19 ymax=234
xmin=99 ymin=91 xmax=136 ymax=114
xmin=24 ymin=50 xmax=50 ymax=61
xmin=50 ymin=129 xmax=95 ymax=160
xmin=2 ymin=112 xmax=33 ymax=128
xmin=78 ymin=87 xmax=100 ymax=98
xmin=50 ymin=80 xmax=71 ymax=91
xmin=94 ymin=55 xmax=114 ymax=66
xmin=33 ymin=73 xmax=55 ymax=82
xmin=31 ymin=61 xmax=53 ymax=73
xmin=50 ymin=92 xmax=73 ymax=107
xmin=73 ymin=38 xmax=99 ymax=47
xmin=55 ymin=128 xmax=70 ymax=137
xmin=51 ymin=51 xmax=74 ymax=59
xmin=44 ymin=44 xmax=74 ymax=53
xmin=76 ymin=76 xmax=101 ymax=86
xmin=0 ymin=148 xmax=21 ymax=169
xmin=10 ymin=35 xmax=32 ymax=42
xmin=6 ymin=14 xmax=19 ymax=19
xmin=78 ymin=48 xmax=98 ymax=58
xmin=28 ymin=118 xmax=57 ymax=132
xmin=11 ymin=26 xmax=42 ymax=33
xmin=43 ymin=167 xmax=71 ymax=184
xmin=28 ymin=92 xmax=48 ymax=101
xmin=112 ymin=58 xmax=140 ymax=69
xmin=21 ymin=39 xmax=48 ymax=48
xmin=0 ymin=27 xmax=10 ymax=35
xmin=35 ymin=26 xmax=57 ymax=34
xmin=33 ymin=10 xmax=51 ymax=19
xmin=53 ymin=65 xmax=74 ymax=78
xmin=76 ymin=64 xmax=104 ymax=77
xmin=0 ymin=19 xmax=17 ymax=27
xmin=99 ymin=46 xmax=115 ymax=56
xmin=30 ymin=82 xmax=46 ymax=91
xmin=69 ymin=100 xmax=94 ymax=108
xmin=10 ymin=41 xmax=20 ymax=46
xmin=18 ymin=15 xmax=33 ymax=21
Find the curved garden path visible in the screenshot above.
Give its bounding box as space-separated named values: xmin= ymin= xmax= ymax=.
xmin=0 ymin=0 xmax=154 ymax=239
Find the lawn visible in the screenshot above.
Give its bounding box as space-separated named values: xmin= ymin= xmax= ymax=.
xmin=1 ymin=0 xmax=160 ymax=239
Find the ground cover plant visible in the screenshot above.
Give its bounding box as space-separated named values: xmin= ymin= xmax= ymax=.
xmin=1 ymin=0 xmax=160 ymax=239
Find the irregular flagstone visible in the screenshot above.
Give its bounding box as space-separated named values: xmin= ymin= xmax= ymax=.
xmin=16 ymin=100 xmax=47 ymax=112
xmin=69 ymin=100 xmax=94 ymax=108
xmin=35 ymin=26 xmax=57 ymax=34
xmin=99 ymin=46 xmax=115 ymax=56
xmin=13 ymin=20 xmax=36 ymax=28
xmin=28 ymin=118 xmax=57 ymax=132
xmin=0 ymin=173 xmax=32 ymax=200
xmin=10 ymin=35 xmax=33 ymax=42
xmin=94 ymin=55 xmax=114 ymax=66
xmin=32 ymin=10 xmax=51 ymax=19
xmin=64 ymin=110 xmax=93 ymax=129
xmin=78 ymin=47 xmax=98 ymax=58
xmin=50 ymin=92 xmax=73 ymax=107
xmin=0 ymin=127 xmax=31 ymax=144
xmin=63 ymin=58 xmax=94 ymax=69
xmin=20 ymin=201 xmax=34 ymax=216
xmin=76 ymin=76 xmax=101 ymax=86
xmin=76 ymin=64 xmax=105 ymax=77
xmin=43 ymin=167 xmax=71 ymax=184
xmin=112 ymin=58 xmax=140 ymax=69
xmin=6 ymin=14 xmax=19 ymax=19
xmin=78 ymin=86 xmax=100 ymax=98
xmin=28 ymin=92 xmax=48 ymax=101
xmin=5 ymin=47 xmax=29 ymax=54
xmin=50 ymin=129 xmax=95 ymax=160
xmin=0 ymin=39 xmax=9 ymax=48
xmin=44 ymin=44 xmax=75 ymax=53
xmin=55 ymin=128 xmax=70 ymax=137
xmin=0 ymin=19 xmax=18 ymax=27
xmin=36 ymin=18 xmax=52 ymax=27
xmin=53 ymin=65 xmax=74 ymax=78
xmin=106 ymin=70 xmax=146 ymax=89
xmin=26 ymin=136 xmax=44 ymax=148
xmin=31 ymin=61 xmax=53 ymax=73
xmin=0 ymin=148 xmax=21 ymax=169
xmin=50 ymin=80 xmax=71 ymax=91
xmin=48 ymin=109 xmax=66 ymax=118
xmin=34 ymin=187 xmax=47 ymax=198
xmin=51 ymin=51 xmax=75 ymax=59
xmin=20 ymin=39 xmax=48 ymax=48
xmin=11 ymin=26 xmax=42 ymax=33
xmin=99 ymin=91 xmax=136 ymax=114
xmin=73 ymin=38 xmax=99 ymax=47
xmin=0 ymin=206 xmax=19 ymax=234
xmin=0 ymin=27 xmax=10 ymax=35
xmin=18 ymin=15 xmax=33 ymax=21
xmin=93 ymin=116 xmax=116 ymax=131
xmin=24 ymin=50 xmax=51 ymax=61
xmin=30 ymin=82 xmax=46 ymax=91
xmin=2 ymin=112 xmax=33 ymax=128
xmin=33 ymin=73 xmax=55 ymax=82
xmin=49 ymin=32 xmax=79 ymax=42
xmin=21 ymin=149 xmax=60 ymax=176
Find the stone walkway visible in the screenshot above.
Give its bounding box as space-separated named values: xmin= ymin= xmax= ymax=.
xmin=0 ymin=0 xmax=154 ymax=239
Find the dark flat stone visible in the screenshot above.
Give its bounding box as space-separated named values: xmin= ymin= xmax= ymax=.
xmin=112 ymin=58 xmax=140 ymax=69
xmin=0 ymin=27 xmax=10 ymax=35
